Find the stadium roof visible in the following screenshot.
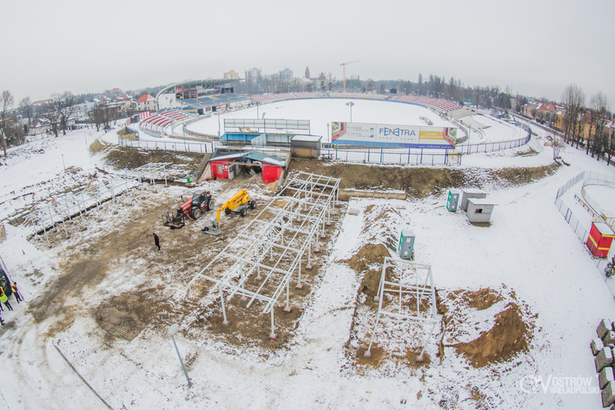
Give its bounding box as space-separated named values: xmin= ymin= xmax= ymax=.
xmin=181 ymin=93 xmax=249 ymax=110
xmin=156 ymin=79 xmax=236 ymax=99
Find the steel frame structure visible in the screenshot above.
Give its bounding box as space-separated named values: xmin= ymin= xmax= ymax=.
xmin=365 ymin=257 xmax=439 ymax=361
xmin=189 ymin=171 xmax=340 ymax=338
xmin=23 ymin=175 xmax=140 ymax=245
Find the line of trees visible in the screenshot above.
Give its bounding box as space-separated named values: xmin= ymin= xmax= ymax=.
xmin=88 ymin=102 xmax=119 ymax=132
xmin=0 ymin=88 xmax=118 ymax=155
xmin=0 ymin=90 xmax=28 ymax=157
xmin=561 ymin=84 xmax=613 ymax=165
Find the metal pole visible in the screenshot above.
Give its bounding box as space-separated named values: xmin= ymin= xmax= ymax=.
xmin=169 ymin=329 xmax=192 ymax=388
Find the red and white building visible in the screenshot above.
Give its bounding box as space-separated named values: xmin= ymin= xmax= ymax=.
xmin=136 ymin=94 xmax=158 ymax=112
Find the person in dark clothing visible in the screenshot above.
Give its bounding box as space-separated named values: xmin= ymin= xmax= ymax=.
xmin=153 ymin=233 xmax=160 ymax=251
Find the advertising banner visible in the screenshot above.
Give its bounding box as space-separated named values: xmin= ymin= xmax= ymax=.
xmin=331 ymin=122 xmax=457 ymax=149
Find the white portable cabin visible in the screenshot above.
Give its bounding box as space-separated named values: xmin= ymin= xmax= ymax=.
xmin=461 ymin=189 xmax=487 ymax=211
xmin=466 ymin=198 xmax=497 ymax=223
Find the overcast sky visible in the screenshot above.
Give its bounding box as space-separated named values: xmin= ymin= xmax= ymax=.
xmin=1 ymin=0 xmax=613 ymax=107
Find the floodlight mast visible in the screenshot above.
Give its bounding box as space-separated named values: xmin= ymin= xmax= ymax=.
xmin=340 ymin=60 xmax=361 ymax=93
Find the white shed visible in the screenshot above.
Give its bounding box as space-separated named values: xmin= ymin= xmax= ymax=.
xmin=466 ymin=198 xmax=497 ymax=223
xmin=461 ymin=189 xmax=488 ymax=212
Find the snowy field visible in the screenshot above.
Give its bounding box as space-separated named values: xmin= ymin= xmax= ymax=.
xmin=184 ymin=98 xmax=531 ymax=147
xmin=460 ymin=114 xmax=526 ymax=145
xmin=186 ymin=99 xmax=491 ymax=144
xmin=0 ymin=118 xmax=614 ymax=409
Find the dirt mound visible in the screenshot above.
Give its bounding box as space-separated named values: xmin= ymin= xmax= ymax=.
xmin=358 ymin=269 xmax=381 ymax=299
xmin=341 ymin=243 xmax=390 ymax=274
xmin=454 ymin=303 xmax=531 ymax=368
xmin=287 ymin=158 xmax=559 ymax=198
xmin=104 ymin=146 xmax=203 ymax=170
xmin=451 ymin=288 xmax=503 ymax=310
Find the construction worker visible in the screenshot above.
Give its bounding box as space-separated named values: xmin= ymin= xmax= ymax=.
xmin=11 ymin=282 xmax=22 ymax=303
xmin=153 ymin=233 xmax=160 ymax=251
xmin=0 ymin=287 xmax=12 ymax=311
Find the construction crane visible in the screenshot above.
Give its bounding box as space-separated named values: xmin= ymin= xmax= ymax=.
xmin=340 ymin=60 xmax=361 ymax=93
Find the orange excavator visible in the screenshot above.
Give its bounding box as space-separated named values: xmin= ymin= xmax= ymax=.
xmin=202 ymin=189 xmax=256 ymax=235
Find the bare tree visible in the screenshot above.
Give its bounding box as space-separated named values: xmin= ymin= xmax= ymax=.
xmin=588 ymin=91 xmax=610 ymax=160
xmin=418 ymin=73 xmax=423 ymax=96
xmin=88 ymin=102 xmax=106 ymax=132
xmin=54 ymin=92 xmax=77 ymax=135
xmin=560 ymin=84 xmax=585 ymax=147
xmin=40 ymin=102 xmax=60 ymax=137
xmin=365 ymin=79 xmax=376 ymax=92
xmin=473 ymin=86 xmax=480 ymax=109
xmin=0 ymin=90 xmax=15 ymax=157
xmin=88 ymin=102 xmax=118 ymax=132
xmin=19 ymin=97 xmax=33 ymax=125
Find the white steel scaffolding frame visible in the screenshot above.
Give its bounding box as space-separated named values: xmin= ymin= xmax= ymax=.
xmin=365 ymin=257 xmax=439 ymax=361
xmin=22 ymin=174 xmax=140 ymax=240
xmin=188 ymin=171 xmax=341 ymax=339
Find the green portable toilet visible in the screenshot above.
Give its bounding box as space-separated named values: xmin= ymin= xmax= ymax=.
xmin=446 ymin=189 xmax=460 ymax=212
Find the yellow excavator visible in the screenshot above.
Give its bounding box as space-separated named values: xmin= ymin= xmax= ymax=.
xmin=202 ymin=189 xmax=256 ymax=235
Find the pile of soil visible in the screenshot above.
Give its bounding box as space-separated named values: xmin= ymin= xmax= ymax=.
xmin=341 ymin=243 xmax=390 ymax=274
xmin=103 ymin=146 xmax=203 ymax=170
xmin=287 ymin=158 xmax=559 ymax=198
xmin=453 ymin=302 xmax=531 ymax=368
xmin=456 ymin=288 xmax=503 ymax=310
xmin=358 ymin=269 xmax=381 ymax=299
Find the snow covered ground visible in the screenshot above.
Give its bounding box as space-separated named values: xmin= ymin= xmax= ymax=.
xmin=0 ymin=114 xmax=614 ymax=409
xmin=186 ymin=99 xmax=467 ymax=144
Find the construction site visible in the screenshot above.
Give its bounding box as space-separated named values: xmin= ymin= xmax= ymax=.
xmin=0 ymin=118 xmax=613 ymax=410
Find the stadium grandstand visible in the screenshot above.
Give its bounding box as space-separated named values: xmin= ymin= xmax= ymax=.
xmin=391 ymin=95 xmax=420 ymax=103
xmin=156 ymin=79 xmax=249 ymax=115
xmin=139 ymin=108 xmax=194 ymax=137
xmin=250 ymin=92 xmax=320 ymax=104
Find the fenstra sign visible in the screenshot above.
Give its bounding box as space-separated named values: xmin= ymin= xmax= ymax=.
xmin=331 ymin=121 xmax=457 ymax=149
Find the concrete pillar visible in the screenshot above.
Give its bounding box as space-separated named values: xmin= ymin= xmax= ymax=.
xmin=600 ymin=367 xmax=615 ymax=390
xmin=598 ymin=319 xmax=613 ymax=339
xmin=595 ymin=347 xmax=614 ymax=372
xmin=603 ymin=381 xmax=615 ymax=408
xmin=593 ymin=338 xmax=606 ymax=356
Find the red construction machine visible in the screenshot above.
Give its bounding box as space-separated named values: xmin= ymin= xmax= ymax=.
xmin=163 ymin=191 xmax=214 ymax=229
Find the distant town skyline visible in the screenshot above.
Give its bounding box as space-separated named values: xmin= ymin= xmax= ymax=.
xmin=1 ymin=0 xmax=613 ymax=107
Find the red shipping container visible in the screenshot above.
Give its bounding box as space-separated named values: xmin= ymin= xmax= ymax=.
xmin=587 ymin=222 xmax=615 ymax=258
xmin=262 ymin=165 xmax=283 ymax=184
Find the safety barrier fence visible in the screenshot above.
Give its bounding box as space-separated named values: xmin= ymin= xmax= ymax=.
xmin=118 ymin=135 xmax=214 ymax=154
xmin=455 ymin=133 xmax=531 ymax=154
xmin=320 ymin=144 xmax=460 ymax=165
xmin=554 ymin=171 xmax=615 ymax=297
